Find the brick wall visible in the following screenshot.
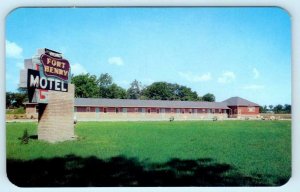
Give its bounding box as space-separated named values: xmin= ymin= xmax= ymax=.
xmin=74 ymin=111 xmax=228 ymax=121
xmin=228 ymin=106 xmax=260 ymax=119
xmin=38 ymin=84 xmax=75 ymax=143
xmin=238 ymin=106 xmax=259 ymax=115
xmin=25 ymin=104 xmax=38 ymax=118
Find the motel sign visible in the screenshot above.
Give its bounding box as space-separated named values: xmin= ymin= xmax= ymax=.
xmin=40 ymin=52 xmax=70 ymax=81
xmin=19 ymin=48 xmax=75 ymax=143
xmin=28 ymin=69 xmax=68 ymax=92
xmin=20 ymin=48 xmax=71 ymax=103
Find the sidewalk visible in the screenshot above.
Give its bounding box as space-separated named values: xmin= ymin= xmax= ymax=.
xmin=6 ymin=119 xmax=38 ymax=123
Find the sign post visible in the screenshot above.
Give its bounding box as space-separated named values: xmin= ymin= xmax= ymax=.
xmin=19 ymin=48 xmax=76 ymax=143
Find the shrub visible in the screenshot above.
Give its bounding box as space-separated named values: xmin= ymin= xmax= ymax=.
xmin=20 ymin=129 xmax=29 ymax=144
xmin=6 ymin=107 xmax=25 ymax=114
xmin=169 ymin=116 xmax=175 ymax=122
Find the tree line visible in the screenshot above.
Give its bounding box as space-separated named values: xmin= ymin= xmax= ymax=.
xmin=5 ymin=72 xmax=291 ymax=115
xmin=259 ymin=104 xmax=291 ymax=114
xmin=6 ymin=89 xmax=27 ymax=109
xmin=71 ymin=73 xmax=216 ymax=102
xmin=6 ymin=72 xmax=215 ymax=109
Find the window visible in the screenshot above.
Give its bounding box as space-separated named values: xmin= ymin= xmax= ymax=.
xmin=115 ymin=108 xmax=119 ymax=113
xmin=76 ymin=107 xmax=86 ymax=112
xmin=181 ymin=109 xmax=185 ymax=114
xmin=90 ymin=107 xmax=96 ymax=112
xmin=104 ymin=108 xmax=107 ymax=113
xmin=138 ymin=108 xmax=145 ymax=113
xmin=122 ymin=108 xmax=127 ymax=113
xmin=176 ymin=109 xmax=180 ymax=113
xmin=135 ymin=108 xmax=138 ymax=112
xmin=248 ymin=107 xmax=255 ymax=112
xmin=157 ymin=109 xmax=160 ymax=113
xmin=189 ymin=109 xmax=192 ymax=114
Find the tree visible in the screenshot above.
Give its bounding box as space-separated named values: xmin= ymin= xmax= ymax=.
xmin=99 ymin=73 xmax=113 ymax=98
xmin=107 ymin=83 xmax=127 ymax=99
xmin=6 ymin=91 xmax=27 ymax=108
xmin=175 ymin=85 xmax=200 ymax=101
xmin=127 ymin=79 xmax=142 ymax=99
xmin=202 ymin=93 xmax=215 ymax=102
xmin=13 ymin=93 xmax=27 ymax=108
xmin=99 ymin=73 xmax=113 ymax=88
xmin=259 ymin=105 xmax=268 ymax=113
xmin=142 ymin=82 xmax=173 ymax=100
xmin=283 ymin=104 xmax=291 ymax=113
xmin=268 ymin=105 xmax=274 ymax=112
xmin=6 ymin=92 xmax=14 ymax=108
xmin=7 ymin=92 xmax=27 ymax=108
xmin=273 ymin=104 xmax=283 ymax=114
xmin=17 ymin=87 xmax=27 ymax=95
xmin=71 ymin=73 xmax=99 ymax=98
xmin=142 ymin=82 xmax=201 ymax=101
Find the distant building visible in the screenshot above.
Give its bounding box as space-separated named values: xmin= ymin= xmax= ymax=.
xmin=222 ymin=97 xmax=260 ymax=118
xmin=24 ymin=96 xmax=260 ymax=121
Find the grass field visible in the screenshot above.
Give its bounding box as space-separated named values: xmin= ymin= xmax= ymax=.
xmin=6 ymin=120 xmax=291 ymax=187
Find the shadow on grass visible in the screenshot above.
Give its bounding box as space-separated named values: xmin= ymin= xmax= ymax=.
xmin=29 ymin=135 xmax=38 ymax=140
xmin=7 ymin=155 xmax=288 ymax=187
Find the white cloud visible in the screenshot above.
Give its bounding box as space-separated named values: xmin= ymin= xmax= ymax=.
xmin=108 ymin=57 xmax=124 ymax=66
xmin=218 ymin=71 xmax=236 ymax=84
xmin=253 ymin=68 xmax=259 ymax=79
xmin=179 ymin=72 xmax=212 ymax=82
xmin=71 ymin=63 xmax=88 ymax=75
xmin=243 ymin=84 xmax=264 ymax=90
xmin=6 ymin=40 xmax=23 ymax=59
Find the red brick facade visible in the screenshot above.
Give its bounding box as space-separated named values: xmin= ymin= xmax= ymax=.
xmin=25 ymin=97 xmax=260 ymax=121
xmin=228 ymin=106 xmax=259 ymax=117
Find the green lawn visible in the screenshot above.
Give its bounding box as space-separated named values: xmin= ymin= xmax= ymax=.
xmin=6 ymin=120 xmax=291 ymax=186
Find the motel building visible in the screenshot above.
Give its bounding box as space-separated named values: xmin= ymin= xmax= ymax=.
xmin=24 ymin=96 xmax=260 ymax=121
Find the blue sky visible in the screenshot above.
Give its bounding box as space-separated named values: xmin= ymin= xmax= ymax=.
xmin=5 ymin=7 xmax=291 ymax=106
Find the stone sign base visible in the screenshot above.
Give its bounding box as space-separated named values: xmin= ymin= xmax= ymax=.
xmin=37 ymin=84 xmax=76 ymax=143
